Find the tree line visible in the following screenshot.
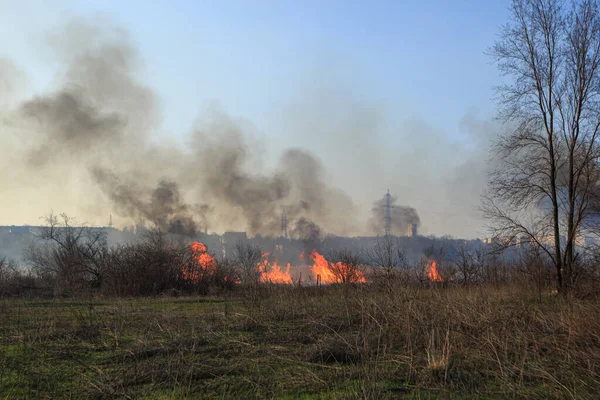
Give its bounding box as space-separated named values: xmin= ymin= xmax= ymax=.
xmin=3 ymin=212 xmax=599 ymax=298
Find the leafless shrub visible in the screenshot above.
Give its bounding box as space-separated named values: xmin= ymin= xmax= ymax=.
xmin=26 ymin=213 xmax=110 ymax=296
xmin=511 ymin=246 xmax=554 ymax=298
xmin=232 ymin=241 xmax=263 ymax=285
xmin=101 ymin=230 xmax=184 ymax=296
xmin=367 ymin=235 xmax=410 ymax=289
xmin=413 ymin=257 xmax=432 ymax=287
xmin=454 ymin=243 xmax=485 ymax=286
xmin=0 ymin=257 xmax=16 ymax=286
xmin=0 ymin=257 xmax=27 ymax=296
xmin=419 ymin=242 xmax=455 ymax=285
xmin=23 ymin=214 xmax=243 ymax=297
xmin=212 ymin=257 xmax=240 ymax=291
xmin=326 ymin=248 xmax=365 ymax=284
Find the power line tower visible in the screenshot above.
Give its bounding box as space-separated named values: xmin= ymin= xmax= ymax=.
xmin=108 ymin=214 xmax=113 ymax=228
xmin=384 ymin=190 xmax=393 ymax=236
xmin=281 ymin=207 xmax=288 ymax=238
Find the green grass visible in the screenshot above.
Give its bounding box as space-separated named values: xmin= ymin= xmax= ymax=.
xmin=0 ymin=285 xmax=599 ymax=399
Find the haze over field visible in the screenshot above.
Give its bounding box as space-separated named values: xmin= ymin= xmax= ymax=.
xmin=0 ymin=1 xmax=508 ymax=239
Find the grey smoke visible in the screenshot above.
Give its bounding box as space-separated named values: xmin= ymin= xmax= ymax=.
xmin=19 ymin=91 xmax=123 ymax=167
xmin=188 ymin=117 xmax=351 ymax=236
xmin=190 ymin=114 xmax=291 ymax=235
xmin=368 ymin=194 xmax=420 ymax=236
xmin=290 ymin=216 xmax=322 ymax=241
xmin=91 ymin=168 xmax=198 ymax=236
xmin=2 ymin=18 xmax=365 ymax=237
xmin=0 ymin=58 xmax=27 ymax=109
xmin=0 ymin=17 xmax=495 ymax=239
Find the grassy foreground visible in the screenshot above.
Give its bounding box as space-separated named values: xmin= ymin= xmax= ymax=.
xmin=0 ymin=285 xmax=599 ymax=399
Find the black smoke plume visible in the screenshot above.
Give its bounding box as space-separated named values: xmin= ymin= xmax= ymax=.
xmin=290 ymin=217 xmax=321 ymax=241
xmin=91 ymin=168 xmax=198 ymax=236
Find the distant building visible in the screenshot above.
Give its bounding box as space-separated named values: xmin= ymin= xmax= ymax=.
xmin=515 ymin=236 xmax=530 ymax=248
xmin=484 ymin=234 xmax=600 ymax=250
xmin=221 ymin=232 xmax=247 ymax=245
xmin=9 ymin=226 xmax=31 ymax=234
xmin=483 ymin=236 xmax=516 ymax=247
xmin=407 ymin=223 xmax=418 ymax=237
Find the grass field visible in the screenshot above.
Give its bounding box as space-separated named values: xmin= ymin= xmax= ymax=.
xmin=1 ymin=285 xmax=599 ymax=399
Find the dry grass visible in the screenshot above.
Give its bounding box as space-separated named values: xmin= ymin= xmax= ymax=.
xmin=0 ymin=284 xmax=599 ymax=399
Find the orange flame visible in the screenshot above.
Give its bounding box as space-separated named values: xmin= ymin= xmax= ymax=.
xmin=310 ymin=250 xmax=338 ymax=284
xmin=190 ymin=242 xmax=207 ymax=253
xmin=427 ymin=260 xmax=442 ymax=282
xmin=258 ymin=259 xmax=293 ymax=284
xmin=309 ymin=250 xmax=367 ymax=284
xmin=182 ymin=242 xmax=217 ymax=283
xmin=257 ymin=252 xmax=293 ymax=284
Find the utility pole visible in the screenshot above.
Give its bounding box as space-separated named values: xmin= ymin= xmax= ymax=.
xmin=384 ymin=190 xmax=393 ymax=236
xmin=281 ymin=207 xmax=288 ymax=238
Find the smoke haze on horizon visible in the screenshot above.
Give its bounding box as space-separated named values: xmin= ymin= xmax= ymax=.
xmin=0 ymin=17 xmax=498 ymax=239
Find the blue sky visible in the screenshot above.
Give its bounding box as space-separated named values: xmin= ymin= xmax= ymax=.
xmin=1 ymin=0 xmax=508 ymax=138
xmin=0 ymin=0 xmax=512 ymax=237
xmin=123 ymin=0 xmax=506 ymax=139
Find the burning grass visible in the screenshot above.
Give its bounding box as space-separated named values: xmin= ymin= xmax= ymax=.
xmin=181 ymin=242 xmax=218 ymax=283
xmin=181 ymin=243 xmax=366 ymax=287
xmin=1 ymin=286 xmax=599 ymax=399
xmin=427 ymin=260 xmax=443 ymax=282
xmin=310 ymin=250 xmax=367 ymax=284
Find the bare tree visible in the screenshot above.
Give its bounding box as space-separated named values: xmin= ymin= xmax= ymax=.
xmin=0 ymin=257 xmax=17 ymax=295
xmin=327 ymin=248 xmax=365 ymax=284
xmin=367 ymin=235 xmax=409 ymax=286
xmin=27 ymin=213 xmax=109 ymax=295
xmin=514 ymin=245 xmax=553 ymax=298
xmin=103 ymin=228 xmax=188 ymax=296
xmin=455 ymin=243 xmax=484 ymax=286
xmin=232 ymin=241 xmax=263 ymax=285
xmin=485 ymin=0 xmax=600 ymax=294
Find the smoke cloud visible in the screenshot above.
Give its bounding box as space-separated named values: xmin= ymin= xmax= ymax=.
xmin=0 ymin=58 xmax=27 ymax=109
xmin=0 ymin=18 xmax=365 ymax=237
xmin=368 ymin=194 xmax=420 ymax=236
xmin=91 ymin=168 xmax=198 ymax=235
xmin=290 ymin=216 xmax=322 ymax=241
xmin=0 ymin=17 xmax=496 ymax=239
